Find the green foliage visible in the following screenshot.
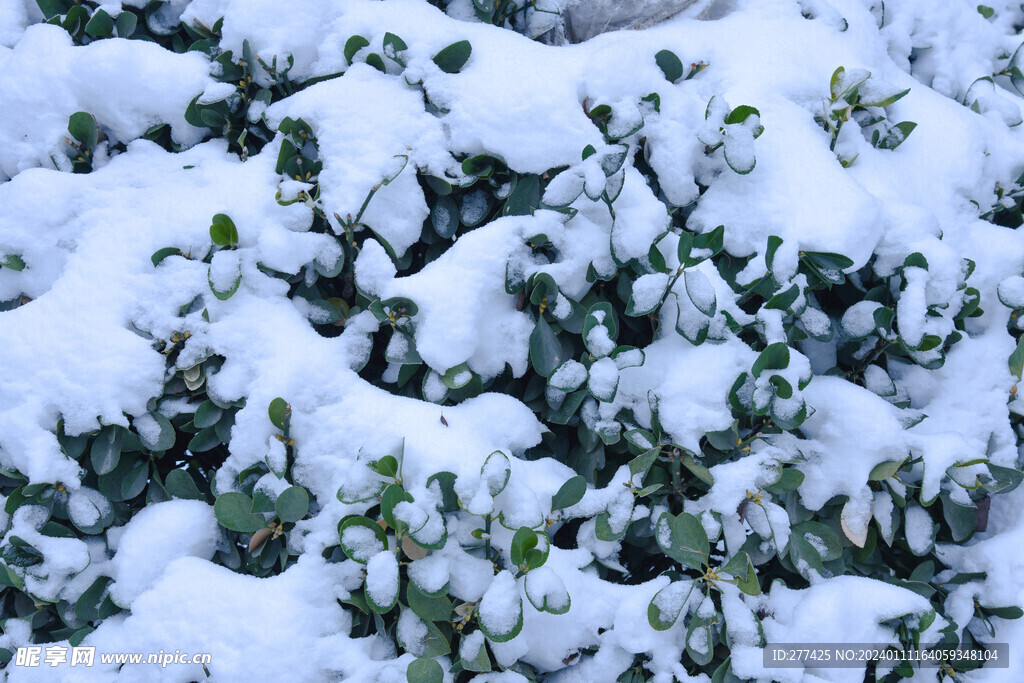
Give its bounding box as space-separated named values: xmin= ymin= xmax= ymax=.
xmin=816 ymin=66 xmax=916 ymax=165
xmin=10 ymin=10 xmax=1022 ymax=682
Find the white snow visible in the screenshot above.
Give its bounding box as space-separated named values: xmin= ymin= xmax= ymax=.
xmin=479 ymin=570 xmax=522 ymax=637
xmin=366 ymin=550 xmax=400 ymax=607
xmin=109 ymin=500 xmax=219 ymax=606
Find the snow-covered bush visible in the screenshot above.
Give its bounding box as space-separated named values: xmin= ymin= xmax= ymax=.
xmin=2 ymin=0 xmax=1024 ymax=681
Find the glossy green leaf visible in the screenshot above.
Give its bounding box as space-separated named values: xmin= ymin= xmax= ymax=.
xmin=275 ymin=486 xmax=309 ymax=523
xmin=656 ymin=512 xmax=709 ymax=570
xmin=90 ymin=426 xmax=123 ymax=476
xmin=407 ymin=658 xmax=443 ymax=683
xmin=214 ymin=492 xmax=265 ymax=533
xmin=655 ymin=49 xmax=683 ymax=83
xmin=68 ymin=111 xmax=99 ymax=148
xmin=433 ymin=40 xmax=472 ymax=74
xmin=209 ymin=213 xmax=238 ymax=247
xmin=551 ymin=475 xmax=587 ymax=511
xmin=344 ymin=35 xmax=369 ymax=65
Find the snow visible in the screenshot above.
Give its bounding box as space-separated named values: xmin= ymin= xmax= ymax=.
xmin=904 ymin=504 xmax=935 ymax=555
xmin=408 ymin=552 xmax=450 ymax=595
xmin=550 ymin=359 xmax=587 ymax=391
xmin=840 ymin=300 xmax=883 ymax=339
xmin=354 ymin=239 xmax=397 ymax=297
xmin=585 ymin=323 xmax=616 ymax=358
xmin=479 ymin=570 xmax=522 ymax=637
xmin=341 ymin=524 xmax=385 ymax=563
xmin=629 ymin=272 xmax=670 ymax=313
xmin=586 ymin=356 xmax=619 ymax=401
xmin=366 ymin=550 xmax=400 ymax=607
xmin=997 ymin=273 xmax=1024 ymax=308
xmin=109 ymin=500 xmax=219 ymax=606
xmin=795 ymin=376 xmax=910 ymax=512
xmin=0 ymin=25 xmax=211 ymax=180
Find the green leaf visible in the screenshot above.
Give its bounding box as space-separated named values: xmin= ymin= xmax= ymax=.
xmin=268 ymin=397 xmax=290 ymax=430
xmin=721 ymin=551 xmax=761 ymax=595
xmin=442 ymin=362 xmax=474 ymax=389
xmin=724 ymin=105 xmax=760 ymax=125
xmin=188 ymin=426 xmax=221 ymax=452
xmin=75 ymin=576 xmax=112 ymax=623
xmin=374 ymin=455 xmax=399 ymax=480
xmin=480 ymin=596 xmax=524 ymax=643
xmin=869 ymin=459 xmax=905 ymax=481
xmin=656 ymin=512 xmax=709 ymax=570
xmin=792 ymin=521 xmax=844 ymax=561
xmin=214 ymin=492 xmax=266 ymax=533
xmin=686 ymin=613 xmax=718 ymax=666
xmin=788 ymin=534 xmax=825 ymax=580
xmin=85 ymin=8 xmax=114 ymax=37
xmin=525 ymin=569 xmax=570 ymax=614
xmin=165 ymin=469 xmax=205 ymax=501
xmin=529 ymin=316 xmax=564 ymax=377
xmin=692 ymin=225 xmax=725 ymax=258
xmin=275 ymin=486 xmax=309 ymax=523
xmin=380 ymin=484 xmax=414 ymax=530
xmin=382 ymin=32 xmax=408 ymax=66
xmin=407 ymin=658 xmax=443 ymax=683
xmin=460 ymin=630 xmax=492 ymax=671
xmin=655 ymin=49 xmax=683 ymax=83
xmin=431 ymin=195 xmax=459 ymax=239
xmin=628 ymin=446 xmax=660 ymax=479
xmin=765 ymin=283 xmax=799 ymax=311
xmin=426 ymin=471 xmax=459 ymax=513
xmin=482 ymin=450 xmax=511 ymax=496
xmin=433 ymin=40 xmax=472 ymax=74
xmin=407 ymin=581 xmax=453 ymax=623
xmin=121 ymin=459 xmax=149 ymax=500
xmin=981 ymin=604 xmax=1023 ymax=619
xmin=193 ymin=400 xmax=222 ymax=429
xmin=68 ymin=111 xmax=98 ymax=148
xmin=511 ymin=527 xmax=539 ymax=567
xmin=36 ymin=0 xmax=70 ymax=20
xmin=210 ymin=213 xmax=238 ymax=247
xmin=648 ymin=581 xmax=692 ymax=630
xmin=208 ymin=269 xmax=241 ymax=300
xmin=0 ymin=254 xmax=26 ymax=271
xmin=859 ymin=87 xmax=910 ymax=108
xmin=682 ymin=454 xmax=715 ymax=486
xmin=765 ymin=235 xmax=784 ymax=275
xmin=139 ymin=411 xmax=175 ymax=451
xmin=150 ymin=247 xmax=180 ymax=267
xmin=551 ymin=475 xmax=587 ymax=511
xmin=115 ymin=11 xmax=137 ymax=37
xmin=344 ymin=35 xmax=369 ymax=65
xmin=764 ymin=467 xmax=804 ymax=495
xmin=582 ymin=302 xmax=618 ymax=355
xmin=338 ymin=516 xmax=388 ymax=563
xmin=876 ymin=121 xmax=917 ymax=150
xmin=977 ymin=5 xmax=994 ymax=19
xmin=366 ymin=53 xmax=386 ymax=73
xmin=90 ymin=426 xmax=123 ymax=476
xmin=1009 ymin=337 xmax=1024 ymax=380
xmin=751 ymin=343 xmax=790 ymax=377
xmin=503 ymin=174 xmax=540 ymax=216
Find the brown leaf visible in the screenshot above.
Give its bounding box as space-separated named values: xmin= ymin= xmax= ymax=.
xmin=248 ymin=526 xmax=272 ymax=552
xmin=402 ymin=535 xmax=428 ymax=560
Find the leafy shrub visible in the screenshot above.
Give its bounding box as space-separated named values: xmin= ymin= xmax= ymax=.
xmin=1 ymin=2 xmax=1023 ymax=681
